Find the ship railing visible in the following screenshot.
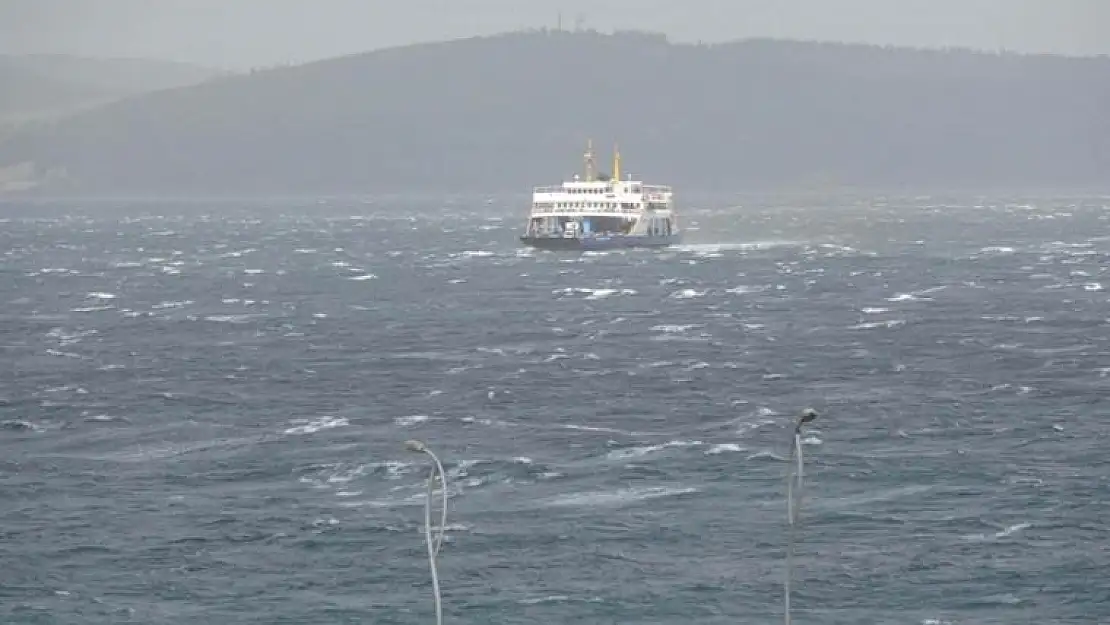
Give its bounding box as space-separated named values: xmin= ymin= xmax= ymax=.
xmin=533 ymin=183 xmax=662 ymax=195
xmin=531 ymin=192 xmax=629 ymax=199
xmin=532 ymin=194 xmax=650 ymax=205
xmin=529 ymin=207 xmax=642 ymax=216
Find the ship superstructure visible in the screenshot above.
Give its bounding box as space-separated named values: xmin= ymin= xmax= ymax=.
xmin=519 ymin=140 xmax=680 ymax=250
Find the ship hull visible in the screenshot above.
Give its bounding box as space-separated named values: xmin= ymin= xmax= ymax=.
xmin=519 ymin=233 xmax=682 ymax=251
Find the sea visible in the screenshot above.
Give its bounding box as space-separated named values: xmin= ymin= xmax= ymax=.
xmin=1 ymin=194 xmax=1108 ymax=624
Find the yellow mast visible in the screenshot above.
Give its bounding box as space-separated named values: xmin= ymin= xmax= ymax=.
xmin=612 ymin=143 xmax=621 ymax=182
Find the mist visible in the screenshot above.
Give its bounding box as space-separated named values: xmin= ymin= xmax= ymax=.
xmin=3 ymin=0 xmax=1109 ymax=69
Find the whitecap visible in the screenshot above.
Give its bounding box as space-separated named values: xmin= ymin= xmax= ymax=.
xmin=553 ymin=287 xmax=635 ymax=299
xmin=705 ymin=443 xmax=745 ymax=455
xmin=746 ymin=450 xmax=787 ymax=462
xmin=518 ymin=595 xmax=571 ymax=605
xmin=559 ymin=424 xmax=626 ymax=434
xmin=45 ymin=349 xmax=86 ymax=359
xmin=544 ymin=486 xmax=698 ymax=508
xmin=850 ymin=319 xmax=906 ymax=330
xmin=284 ymin=416 xmax=349 ymax=435
xmin=394 ymin=415 xmax=429 ymax=426
xmin=203 ymin=314 xmax=259 ymax=323
xmin=650 ymin=324 xmax=700 ymax=333
xmin=152 ymin=300 xmax=193 ymax=310
xmin=606 ymin=439 xmax=703 ymax=460
xmin=726 ymin=285 xmax=765 ymax=294
xmin=963 ymin=522 xmax=1030 ymax=542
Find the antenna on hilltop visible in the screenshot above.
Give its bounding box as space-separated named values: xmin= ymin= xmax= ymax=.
xmin=557 ymin=11 xmax=562 ymax=31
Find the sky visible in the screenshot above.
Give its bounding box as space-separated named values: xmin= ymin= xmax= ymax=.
xmin=3 ymin=0 xmax=1109 ymax=69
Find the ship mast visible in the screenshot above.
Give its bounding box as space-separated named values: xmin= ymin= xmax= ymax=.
xmin=583 ymin=139 xmax=595 ymax=182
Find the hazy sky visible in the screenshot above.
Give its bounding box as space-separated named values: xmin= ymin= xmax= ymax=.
xmin=4 ymin=0 xmax=1108 ymax=68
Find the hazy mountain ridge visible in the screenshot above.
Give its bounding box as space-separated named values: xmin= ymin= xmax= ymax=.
xmin=0 ymin=54 xmax=222 ymax=123
xmin=1 ymin=30 xmax=1107 ymax=196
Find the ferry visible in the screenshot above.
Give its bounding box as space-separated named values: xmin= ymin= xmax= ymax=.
xmin=519 ymin=141 xmax=681 ymax=251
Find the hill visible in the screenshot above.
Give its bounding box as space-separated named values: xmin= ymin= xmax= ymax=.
xmin=0 ymin=54 xmax=222 ymax=124
xmin=1 ymin=30 xmax=1107 ymax=196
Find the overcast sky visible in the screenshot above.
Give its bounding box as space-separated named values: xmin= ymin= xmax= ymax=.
xmin=3 ymin=0 xmax=1108 ymax=68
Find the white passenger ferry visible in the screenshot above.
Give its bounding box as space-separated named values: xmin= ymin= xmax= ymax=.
xmin=519 ymin=141 xmax=680 ymax=250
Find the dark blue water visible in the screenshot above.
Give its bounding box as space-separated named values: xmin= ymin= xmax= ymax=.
xmin=2 ymin=195 xmax=1108 ymax=624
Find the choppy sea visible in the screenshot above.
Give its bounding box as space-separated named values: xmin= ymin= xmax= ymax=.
xmin=2 ymin=195 xmax=1108 ymax=624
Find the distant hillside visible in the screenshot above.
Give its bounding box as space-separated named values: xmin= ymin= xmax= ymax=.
xmin=1 ymin=30 xmax=1107 ymax=196
xmin=0 ymin=54 xmax=222 ymax=123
